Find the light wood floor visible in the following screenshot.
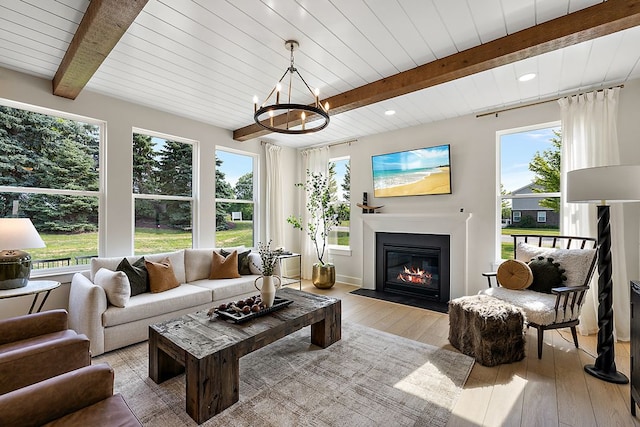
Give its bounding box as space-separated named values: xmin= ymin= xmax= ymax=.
xmin=299 ymin=281 xmax=639 ymax=427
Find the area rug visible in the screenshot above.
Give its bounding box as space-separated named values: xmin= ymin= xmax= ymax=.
xmin=95 ymin=322 xmax=474 ymax=426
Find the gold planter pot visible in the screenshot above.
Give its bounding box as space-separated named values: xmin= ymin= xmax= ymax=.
xmin=312 ymin=263 xmax=335 ymax=289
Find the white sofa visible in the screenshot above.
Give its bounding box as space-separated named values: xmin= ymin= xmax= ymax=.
xmin=69 ymin=248 xmax=270 ymax=356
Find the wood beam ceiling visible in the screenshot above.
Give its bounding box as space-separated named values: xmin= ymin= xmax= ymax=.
xmin=233 ymin=0 xmax=640 ymax=142
xmin=52 ymin=0 xmax=148 ymax=99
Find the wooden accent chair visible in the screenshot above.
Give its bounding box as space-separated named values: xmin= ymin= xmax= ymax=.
xmin=480 ymin=235 xmax=597 ymax=359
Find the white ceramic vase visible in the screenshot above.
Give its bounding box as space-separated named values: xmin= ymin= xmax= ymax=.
xmin=254 ymin=275 xmax=281 ymax=308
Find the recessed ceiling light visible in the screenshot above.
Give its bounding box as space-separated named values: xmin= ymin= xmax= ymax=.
xmin=385 ymin=110 xmax=396 ymax=116
xmin=518 ymin=73 xmax=537 ymax=82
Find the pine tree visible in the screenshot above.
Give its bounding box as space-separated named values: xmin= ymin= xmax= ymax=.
xmin=215 ymin=156 xmax=234 ymax=230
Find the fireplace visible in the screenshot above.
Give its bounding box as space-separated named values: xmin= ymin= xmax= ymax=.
xmin=376 ymin=232 xmax=450 ymax=305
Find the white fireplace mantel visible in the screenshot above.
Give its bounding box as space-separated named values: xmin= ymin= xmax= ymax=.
xmin=360 ymin=212 xmax=473 ymax=299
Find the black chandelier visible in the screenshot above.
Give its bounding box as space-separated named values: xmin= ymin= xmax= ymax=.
xmin=253 ymin=40 xmax=330 ymax=135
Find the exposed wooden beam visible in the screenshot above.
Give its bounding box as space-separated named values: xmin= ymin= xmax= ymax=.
xmin=52 ymin=0 xmax=148 ymax=99
xmin=233 ymin=0 xmax=640 ymax=141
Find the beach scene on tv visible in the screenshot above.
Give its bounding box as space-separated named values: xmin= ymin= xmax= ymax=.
xmin=372 ymin=145 xmax=451 ymax=197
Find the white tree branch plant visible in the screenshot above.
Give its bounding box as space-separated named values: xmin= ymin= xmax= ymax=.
xmin=287 ymin=169 xmax=339 ymax=266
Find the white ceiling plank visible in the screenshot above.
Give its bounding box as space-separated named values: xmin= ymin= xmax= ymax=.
xmin=501 ymin=0 xmax=536 ymax=34
xmin=605 ymin=26 xmax=640 ymax=82
xmin=467 ymin=0 xmax=508 ymax=43
xmin=557 ymin=40 xmax=593 ymax=92
xmin=294 ymin=0 xmax=396 ymax=79
xmin=581 ymin=33 xmax=624 ymax=86
xmin=432 ymin=0 xmax=481 ymax=52
xmin=364 ymin=0 xmax=429 ymax=69
xmin=535 ymin=0 xmax=569 ymax=24
xmin=0 ymin=4 xmax=75 ymax=41
xmin=400 ymin=0 xmax=456 ymax=59
xmin=490 ymin=64 xmax=521 ymax=106
xmin=536 ymin=50 xmax=564 ymax=95
xmin=568 ymin=0 xmax=604 ymax=14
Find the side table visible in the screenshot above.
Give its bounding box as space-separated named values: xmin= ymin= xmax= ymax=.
xmin=278 ymin=253 xmax=301 ymax=290
xmin=0 ymin=280 xmax=61 ymax=314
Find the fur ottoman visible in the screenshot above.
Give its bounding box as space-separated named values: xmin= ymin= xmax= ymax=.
xmin=448 ymin=294 xmax=525 ymax=367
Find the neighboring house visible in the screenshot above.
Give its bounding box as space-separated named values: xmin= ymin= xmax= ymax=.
xmin=509 ymin=183 xmax=559 ymax=228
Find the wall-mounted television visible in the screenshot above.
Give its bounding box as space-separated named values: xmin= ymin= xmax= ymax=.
xmin=371 ymin=144 xmax=451 ymax=198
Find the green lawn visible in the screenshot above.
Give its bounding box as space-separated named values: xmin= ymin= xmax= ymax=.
xmin=501 ymin=227 xmax=559 ymax=259
xmin=29 ymin=222 xmax=254 ymax=267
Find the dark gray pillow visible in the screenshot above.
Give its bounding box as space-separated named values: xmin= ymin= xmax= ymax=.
xmin=527 ymin=256 xmax=566 ymax=294
xmin=221 ymin=248 xmax=252 ymax=275
xmin=116 ymin=257 xmax=148 ymax=296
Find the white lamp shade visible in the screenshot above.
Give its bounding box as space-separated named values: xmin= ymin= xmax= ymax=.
xmin=567 ymin=165 xmax=640 ymax=203
xmin=0 ymin=218 xmax=46 ymax=249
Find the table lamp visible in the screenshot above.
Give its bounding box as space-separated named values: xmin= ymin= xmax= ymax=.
xmin=0 ymin=218 xmax=46 ymax=290
xmin=567 ymin=164 xmax=640 ymax=384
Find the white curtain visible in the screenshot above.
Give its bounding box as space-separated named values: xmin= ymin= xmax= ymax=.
xmin=264 ymin=143 xmax=285 ymax=249
xmin=559 ymin=87 xmax=630 ymax=340
xmin=299 ymin=146 xmax=330 ymax=279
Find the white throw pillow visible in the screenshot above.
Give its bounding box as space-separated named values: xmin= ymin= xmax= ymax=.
xmin=94 ymin=267 xmax=131 ymax=308
xmin=515 ymin=242 xmax=596 ymax=287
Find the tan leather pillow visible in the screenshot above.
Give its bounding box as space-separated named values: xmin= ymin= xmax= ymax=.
xmin=145 ymin=257 xmax=180 ymax=293
xmin=497 ymin=259 xmax=533 ymax=290
xmin=209 ymin=250 xmax=241 ymax=279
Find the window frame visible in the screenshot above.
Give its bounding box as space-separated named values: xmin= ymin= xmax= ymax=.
xmin=328 ymin=155 xmax=351 ymax=252
xmin=537 ymin=211 xmax=547 ymax=223
xmin=132 ymin=128 xmax=198 ymax=252
xmin=497 ymin=121 xmax=561 ymax=260
xmin=214 ymin=146 xmax=258 ymax=248
xmin=0 ymin=98 xmax=105 ymax=274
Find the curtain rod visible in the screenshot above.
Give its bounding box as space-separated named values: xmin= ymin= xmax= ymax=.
xmin=476 ymin=84 xmax=625 ymax=118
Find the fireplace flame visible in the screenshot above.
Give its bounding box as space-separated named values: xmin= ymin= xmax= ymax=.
xmin=397 ymin=266 xmax=432 ymax=285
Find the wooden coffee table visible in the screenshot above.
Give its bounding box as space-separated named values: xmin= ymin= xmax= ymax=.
xmin=148 ymin=287 xmax=341 ymax=424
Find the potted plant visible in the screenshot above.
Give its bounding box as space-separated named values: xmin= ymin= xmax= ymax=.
xmin=287 ymin=169 xmax=340 ymax=288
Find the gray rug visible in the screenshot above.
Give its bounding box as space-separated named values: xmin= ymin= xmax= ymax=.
xmin=95 ymin=322 xmax=474 ymax=426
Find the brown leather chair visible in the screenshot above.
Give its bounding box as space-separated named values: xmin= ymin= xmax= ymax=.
xmin=0 ymin=309 xmax=91 ymax=395
xmin=0 ymin=363 xmax=141 ymax=426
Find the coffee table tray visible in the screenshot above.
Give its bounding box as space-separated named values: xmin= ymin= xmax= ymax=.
xmin=213 ymin=297 xmax=293 ymax=323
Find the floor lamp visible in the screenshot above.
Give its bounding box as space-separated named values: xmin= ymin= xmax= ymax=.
xmin=567 ymin=165 xmax=640 ymax=384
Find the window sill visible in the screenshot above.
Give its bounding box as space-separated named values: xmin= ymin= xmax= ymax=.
xmin=328 ymin=247 xmax=351 ymax=257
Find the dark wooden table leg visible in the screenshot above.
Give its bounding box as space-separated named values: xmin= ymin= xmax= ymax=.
xmin=186 ymin=346 xmax=239 ymax=424
xmin=149 ymin=329 xmax=184 ymax=383
xmin=311 ymin=300 xmax=341 ymax=348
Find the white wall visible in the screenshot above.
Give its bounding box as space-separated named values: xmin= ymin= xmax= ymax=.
xmin=2 ymin=65 xmax=640 ymax=317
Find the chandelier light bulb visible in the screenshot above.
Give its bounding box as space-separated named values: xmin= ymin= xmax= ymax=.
xmin=253 ymin=95 xmax=259 ymax=112
xmin=324 ymin=101 xmax=330 ymax=112
xmin=301 ymin=111 xmax=306 ymax=130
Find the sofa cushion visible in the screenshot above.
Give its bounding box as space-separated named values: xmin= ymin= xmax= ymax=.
xmin=94 ymin=268 xmax=130 ymax=307
xmin=145 ymin=258 xmax=180 ymax=293
xmin=209 ymin=250 xmax=241 ymax=279
xmin=43 ymin=393 xmax=141 ymax=427
xmin=184 ymin=247 xmax=247 ymax=282
xmin=515 ymin=242 xmax=595 ymax=287
xmin=221 ymin=248 xmax=252 ymax=275
xmin=116 ymin=257 xmax=148 ymax=296
xmin=102 ymin=284 xmax=211 ymax=328
xmin=480 ymin=287 xmax=579 ymax=325
xmin=91 ymin=250 xmax=186 ymax=284
xmin=190 ymin=276 xmax=260 ymax=302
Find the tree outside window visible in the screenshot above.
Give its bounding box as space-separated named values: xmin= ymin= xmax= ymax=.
xmin=215 ymin=149 xmax=256 ymax=248
xmin=0 ymin=103 xmax=101 ymax=268
xmin=328 ymin=157 xmax=350 ymax=248
xmin=132 ymin=131 xmax=194 ymax=255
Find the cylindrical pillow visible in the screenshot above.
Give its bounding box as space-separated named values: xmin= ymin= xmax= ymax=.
xmin=497 ymin=259 xmax=533 ymax=290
